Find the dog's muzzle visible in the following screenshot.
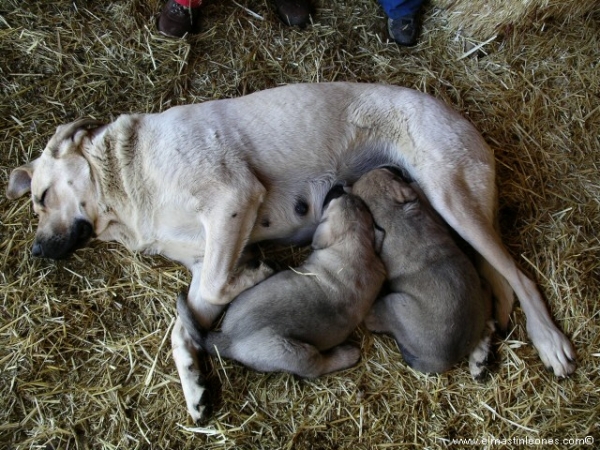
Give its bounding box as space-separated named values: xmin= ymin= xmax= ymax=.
xmin=32 ymin=219 xmax=94 ymax=259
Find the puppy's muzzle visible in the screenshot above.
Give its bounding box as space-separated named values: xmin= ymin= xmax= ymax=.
xmin=32 ymin=219 xmax=94 ymax=259
xmin=323 ymin=184 xmax=347 ymax=209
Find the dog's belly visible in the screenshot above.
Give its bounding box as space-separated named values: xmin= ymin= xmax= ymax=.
xmin=249 ymin=178 xmax=341 ymax=244
xmin=248 ymin=154 xmax=398 ymax=245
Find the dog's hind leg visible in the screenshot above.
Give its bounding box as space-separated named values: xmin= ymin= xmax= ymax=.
xmin=477 ymin=256 xmax=515 ymax=332
xmin=173 ymin=287 xmax=228 ymax=422
xmin=420 ymin=167 xmax=576 ymax=376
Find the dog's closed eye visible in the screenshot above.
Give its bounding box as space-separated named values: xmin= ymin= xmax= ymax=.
xmin=35 ymin=188 xmax=50 ymax=208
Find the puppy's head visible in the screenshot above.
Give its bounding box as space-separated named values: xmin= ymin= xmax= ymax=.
xmin=352 ymin=168 xmax=418 ymax=208
xmin=7 ymin=118 xmax=105 ymax=259
xmin=312 ymin=193 xmax=375 ymax=250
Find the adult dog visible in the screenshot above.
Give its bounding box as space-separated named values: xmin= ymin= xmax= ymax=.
xmin=6 ymin=82 xmax=575 ymax=422
xmin=353 ymin=168 xmax=494 ymax=378
xmin=177 ymin=193 xmax=386 ymax=380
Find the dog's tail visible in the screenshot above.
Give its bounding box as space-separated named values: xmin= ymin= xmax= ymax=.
xmin=177 ymin=293 xmax=210 ymax=349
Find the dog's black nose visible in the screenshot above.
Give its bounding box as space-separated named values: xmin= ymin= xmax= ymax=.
xmin=31 ymin=242 xmax=43 ymax=257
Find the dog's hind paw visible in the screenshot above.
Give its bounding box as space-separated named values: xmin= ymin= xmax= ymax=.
xmin=529 ymin=321 xmax=576 ymax=377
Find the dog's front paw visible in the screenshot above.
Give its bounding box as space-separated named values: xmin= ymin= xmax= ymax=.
xmin=183 ymin=373 xmax=210 ymax=424
xmin=529 ymin=321 xmax=576 ymax=377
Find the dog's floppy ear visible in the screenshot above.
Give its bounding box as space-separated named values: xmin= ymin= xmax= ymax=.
xmin=47 ymin=118 xmax=104 ymax=158
xmin=6 ymin=161 xmax=37 ymax=200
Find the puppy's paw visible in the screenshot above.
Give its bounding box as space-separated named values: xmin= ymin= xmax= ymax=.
xmin=238 ymin=260 xmax=275 ymax=286
xmin=364 ymin=310 xmax=387 ymax=333
xmin=469 ymin=320 xmax=495 ymax=380
xmin=256 ymin=260 xmax=275 ymax=278
xmin=329 ymin=344 xmax=361 ymax=370
xmin=469 ymin=339 xmax=491 ymax=381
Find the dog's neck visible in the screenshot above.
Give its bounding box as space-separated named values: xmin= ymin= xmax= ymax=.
xmin=80 ymin=118 xmax=207 ymax=267
xmin=82 ymin=119 xmax=150 ymax=249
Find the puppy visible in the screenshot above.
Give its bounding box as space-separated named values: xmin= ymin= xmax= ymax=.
xmin=352 ymin=168 xmax=493 ymax=377
xmin=177 ymin=193 xmax=386 ymax=378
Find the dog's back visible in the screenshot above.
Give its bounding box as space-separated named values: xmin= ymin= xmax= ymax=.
xmin=353 ymin=169 xmax=491 ymax=375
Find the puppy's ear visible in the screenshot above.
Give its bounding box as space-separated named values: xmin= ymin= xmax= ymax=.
xmin=6 ymin=161 xmax=37 ymax=200
xmin=373 ymin=225 xmax=385 ymax=254
xmin=311 ymin=220 xmax=333 ymax=250
xmin=389 ymin=178 xmax=418 ymax=204
xmin=313 ymin=197 xmax=342 ymax=250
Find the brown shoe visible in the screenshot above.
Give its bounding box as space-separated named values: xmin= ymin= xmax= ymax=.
xmin=158 ymin=0 xmax=201 ymax=37
xmin=273 ymin=0 xmax=313 ymax=27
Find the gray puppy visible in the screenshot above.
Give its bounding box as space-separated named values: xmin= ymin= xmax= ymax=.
xmin=352 ymin=168 xmax=493 ymax=378
xmin=178 ymin=193 xmax=387 ymax=378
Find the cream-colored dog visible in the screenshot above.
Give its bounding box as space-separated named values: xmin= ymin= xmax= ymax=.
xmin=6 ymin=82 xmax=575 ymax=422
xmin=177 ymin=193 xmax=386 ymax=380
xmin=353 ymin=168 xmax=494 ymax=378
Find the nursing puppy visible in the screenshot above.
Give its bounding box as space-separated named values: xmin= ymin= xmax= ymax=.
xmin=177 ymin=193 xmax=386 ymax=378
xmin=353 ymin=168 xmax=493 ymax=377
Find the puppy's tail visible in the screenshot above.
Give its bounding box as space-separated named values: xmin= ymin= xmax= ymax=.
xmin=177 ymin=293 xmax=209 ymax=348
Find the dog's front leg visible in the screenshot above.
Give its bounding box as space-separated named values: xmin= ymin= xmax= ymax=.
xmin=171 ymin=311 xmax=209 ymax=423
xmin=173 ymin=265 xmax=228 ymax=422
xmin=199 ymin=180 xmax=273 ymax=306
xmin=174 ymin=177 xmax=273 ymax=421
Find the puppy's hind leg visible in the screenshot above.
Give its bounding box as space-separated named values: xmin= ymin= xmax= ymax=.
xmin=364 ymin=297 xmax=394 ymax=334
xmin=231 ymin=333 xmax=361 ymax=378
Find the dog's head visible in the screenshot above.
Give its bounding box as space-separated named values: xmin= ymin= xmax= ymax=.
xmin=312 ymin=193 xmax=376 ymax=250
xmin=6 ymin=119 xmax=105 ymax=259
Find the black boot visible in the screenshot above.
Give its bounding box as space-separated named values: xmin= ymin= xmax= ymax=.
xmin=274 ymin=0 xmax=313 ymax=27
xmin=158 ymin=0 xmax=201 ymax=38
xmin=387 ymin=11 xmax=422 ymax=47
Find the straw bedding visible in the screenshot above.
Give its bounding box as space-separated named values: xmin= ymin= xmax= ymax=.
xmin=1 ymin=0 xmax=598 ymax=449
